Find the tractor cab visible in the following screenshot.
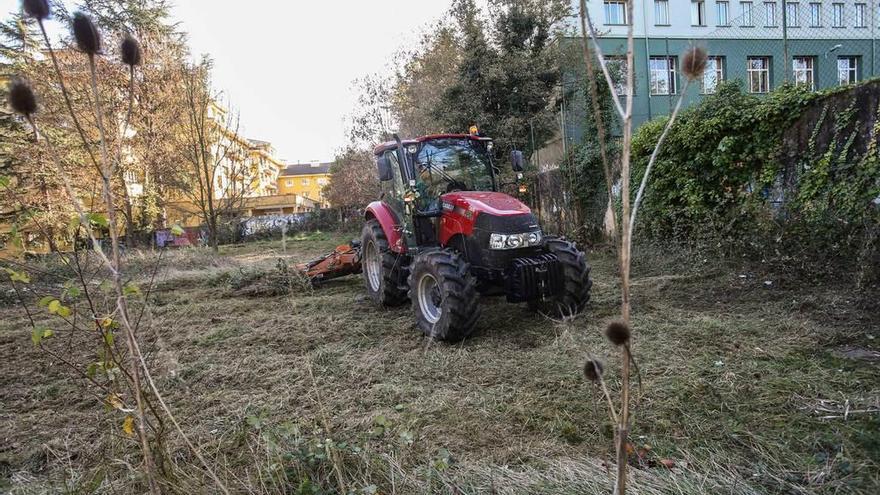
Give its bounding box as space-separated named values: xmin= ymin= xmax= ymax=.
xmin=362 ymin=130 xmax=592 ymax=341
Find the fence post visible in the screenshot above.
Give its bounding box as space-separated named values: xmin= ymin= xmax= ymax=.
xmin=282 ymin=222 xmax=287 ymax=253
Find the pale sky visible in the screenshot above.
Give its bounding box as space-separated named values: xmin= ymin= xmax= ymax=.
xmin=1 ymin=0 xmax=455 ymax=162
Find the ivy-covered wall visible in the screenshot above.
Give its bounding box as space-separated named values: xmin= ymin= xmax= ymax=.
xmin=629 ymin=78 xmax=879 ymax=275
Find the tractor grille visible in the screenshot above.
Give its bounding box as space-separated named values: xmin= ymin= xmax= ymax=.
xmin=504 ymin=254 xmax=564 ymax=303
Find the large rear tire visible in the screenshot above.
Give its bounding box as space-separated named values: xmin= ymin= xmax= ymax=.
xmin=361 ymin=219 xmax=408 ymax=307
xmin=408 ymin=249 xmax=481 ymax=341
xmin=530 ymin=237 xmax=592 ymax=318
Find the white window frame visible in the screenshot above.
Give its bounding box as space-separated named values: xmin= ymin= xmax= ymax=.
xmin=764 ymin=1 xmax=777 ymax=26
xmin=604 ymin=0 xmax=628 ymax=25
xmin=747 ymin=56 xmax=771 ymax=93
xmin=692 ymin=0 xmax=707 ymax=26
xmin=809 ymin=2 xmax=821 ymax=26
xmin=702 ymin=56 xmax=725 ymax=94
xmin=717 ymin=1 xmax=730 ymax=25
xmin=649 ymin=56 xmax=678 ymax=95
xmin=837 ymin=56 xmax=859 ymax=85
xmin=854 ymin=3 xmax=867 ymax=27
xmin=741 ymin=1 xmax=754 ymax=25
xmin=832 ymin=3 xmax=844 ymax=27
xmin=654 ymin=0 xmax=670 ymax=25
xmin=786 ymin=2 xmax=800 ymax=27
xmin=792 ymin=56 xmax=815 ymax=90
xmin=285 ymin=179 xmax=293 ymax=187
xmin=302 ymin=178 xmax=311 ymax=186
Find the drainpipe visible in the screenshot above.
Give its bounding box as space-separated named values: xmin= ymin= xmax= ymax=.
xmin=782 ymin=0 xmax=789 ymax=84
xmin=641 ymin=0 xmax=652 ymax=120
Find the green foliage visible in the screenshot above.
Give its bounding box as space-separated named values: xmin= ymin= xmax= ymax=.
xmin=629 ymin=80 xmax=879 ymax=270
xmin=433 ymin=0 xmax=569 ymax=159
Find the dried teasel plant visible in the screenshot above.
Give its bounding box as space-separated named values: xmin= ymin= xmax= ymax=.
xmin=7 ymin=3 xmax=231 ymax=494
xmin=578 ymin=1 xmax=707 ymax=493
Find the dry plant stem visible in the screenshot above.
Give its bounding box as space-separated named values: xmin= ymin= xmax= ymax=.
xmin=36 ymin=21 xmax=101 ymax=173
xmin=84 ymin=54 xmax=160 ymax=495
xmin=578 ymin=0 xmax=618 ymax=237
xmin=630 ymin=79 xmax=691 ymax=232
xmin=111 ymin=66 xmax=136 ymax=177
xmin=581 ymin=7 xmax=625 ymax=120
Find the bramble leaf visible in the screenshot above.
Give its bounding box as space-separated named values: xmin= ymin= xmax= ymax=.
xmin=31 ymin=329 xmax=42 ymax=346
xmin=56 ymin=305 xmax=72 ymax=318
xmin=123 ymin=284 xmax=141 ymax=296
xmin=38 ymin=296 xmax=55 ymax=307
xmin=0 ymin=175 xmax=9 ymax=188
xmin=88 ymin=213 xmax=109 ymax=228
xmin=48 ymin=300 xmax=61 ymax=314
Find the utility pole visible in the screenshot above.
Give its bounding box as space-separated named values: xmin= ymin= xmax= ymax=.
xmin=781 ymin=0 xmax=789 ymax=83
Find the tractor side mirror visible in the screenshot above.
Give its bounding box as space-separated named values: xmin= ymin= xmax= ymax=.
xmin=511 ymin=150 xmax=525 ymax=172
xmin=376 ymin=156 xmax=394 ymax=182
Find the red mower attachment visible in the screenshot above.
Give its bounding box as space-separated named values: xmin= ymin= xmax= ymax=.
xmin=297 ymin=242 xmax=362 ymax=283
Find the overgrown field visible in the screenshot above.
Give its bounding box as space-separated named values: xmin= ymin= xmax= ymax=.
xmin=1 ymin=232 xmax=878 ymax=494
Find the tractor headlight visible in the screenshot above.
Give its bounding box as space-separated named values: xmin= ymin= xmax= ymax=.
xmin=489 ymin=231 xmax=543 ymax=250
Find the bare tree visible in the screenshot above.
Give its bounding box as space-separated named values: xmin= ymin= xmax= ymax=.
xmin=176 ymin=60 xmax=251 ymax=252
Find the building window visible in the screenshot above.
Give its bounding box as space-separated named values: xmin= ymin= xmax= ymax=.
xmin=606 ymin=55 xmax=629 ymax=95
xmin=741 ymin=1 xmax=754 ymax=25
xmin=317 ymin=178 xmax=328 ymax=186
xmin=604 ymin=1 xmax=627 ymax=25
xmin=832 ymin=3 xmax=844 ymax=26
xmin=786 ymin=2 xmax=800 ymax=26
xmin=649 ymin=56 xmax=677 ymax=95
xmin=654 ymin=0 xmax=669 ymax=25
xmin=747 ymin=56 xmax=771 ymax=93
xmin=702 ymin=56 xmax=725 ymax=93
xmin=764 ymin=1 xmax=777 ymax=26
xmin=837 ymin=56 xmax=859 ymax=85
xmin=854 ymin=3 xmax=867 ymax=27
xmin=302 ymin=178 xmax=310 ymax=186
xmin=793 ymin=57 xmax=815 ymax=90
xmin=809 ymin=2 xmax=821 ymax=26
xmin=285 ymin=179 xmax=293 ymax=187
xmin=717 ymin=1 xmax=730 ymax=25
xmin=692 ymin=0 xmax=707 ymax=25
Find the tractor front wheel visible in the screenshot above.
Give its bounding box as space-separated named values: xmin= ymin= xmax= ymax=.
xmin=408 ymin=250 xmax=481 ymax=341
xmin=361 ymin=219 xmax=408 ymax=307
xmin=530 ymin=237 xmax=592 ymax=318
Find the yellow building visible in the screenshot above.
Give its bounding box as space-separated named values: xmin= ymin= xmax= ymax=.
xmin=277 ymin=162 xmax=332 ymax=209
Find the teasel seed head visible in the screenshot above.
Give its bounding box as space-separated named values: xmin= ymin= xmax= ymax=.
xmin=22 ymin=0 xmax=50 ymax=21
xmin=583 ymin=359 xmax=604 ymax=382
xmin=8 ymin=77 xmax=38 ymax=117
xmin=605 ymin=320 xmax=631 ymax=346
xmin=72 ymin=12 xmax=101 ymax=55
xmin=682 ymin=45 xmax=708 ymax=81
xmin=120 ymin=34 xmax=142 ymax=66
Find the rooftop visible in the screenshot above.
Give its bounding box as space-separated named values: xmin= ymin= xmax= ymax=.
xmin=281 ymin=162 xmax=332 ymax=176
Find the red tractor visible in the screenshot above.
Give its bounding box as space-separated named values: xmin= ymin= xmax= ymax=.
xmin=360 ymin=132 xmax=592 ymax=340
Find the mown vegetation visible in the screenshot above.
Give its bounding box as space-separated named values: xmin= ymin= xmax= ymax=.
xmin=2 ymin=234 xmax=878 ymax=494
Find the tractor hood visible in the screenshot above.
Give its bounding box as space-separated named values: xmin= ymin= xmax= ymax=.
xmin=441 ymin=191 xmax=531 ymax=217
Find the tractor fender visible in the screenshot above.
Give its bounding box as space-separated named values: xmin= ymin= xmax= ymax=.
xmin=365 ymin=201 xmax=407 ymax=254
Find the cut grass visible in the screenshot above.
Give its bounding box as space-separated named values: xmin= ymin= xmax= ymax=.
xmin=0 ymin=232 xmax=878 ymax=494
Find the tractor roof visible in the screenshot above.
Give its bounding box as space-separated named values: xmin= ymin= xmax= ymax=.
xmin=373 ymin=134 xmax=491 ymax=155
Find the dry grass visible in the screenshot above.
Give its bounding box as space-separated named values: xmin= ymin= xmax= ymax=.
xmin=1 ymin=232 xmax=878 ymax=494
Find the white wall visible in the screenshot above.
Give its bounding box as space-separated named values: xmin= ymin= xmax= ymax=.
xmin=573 ymin=0 xmax=877 ymax=40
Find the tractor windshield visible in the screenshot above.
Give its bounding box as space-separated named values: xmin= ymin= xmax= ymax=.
xmin=414 ymin=138 xmax=495 ymax=197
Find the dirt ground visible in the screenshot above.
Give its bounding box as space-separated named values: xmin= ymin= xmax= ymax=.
xmin=1 ymin=231 xmax=878 ymax=494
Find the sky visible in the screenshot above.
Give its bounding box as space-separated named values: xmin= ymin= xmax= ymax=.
xmin=1 ymin=0 xmax=455 ymax=163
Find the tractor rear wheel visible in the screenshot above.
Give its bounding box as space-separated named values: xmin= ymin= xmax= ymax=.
xmin=530 ymin=237 xmax=592 ymax=318
xmin=408 ymin=249 xmax=481 ymax=341
xmin=361 ymin=219 xmax=408 ymax=307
